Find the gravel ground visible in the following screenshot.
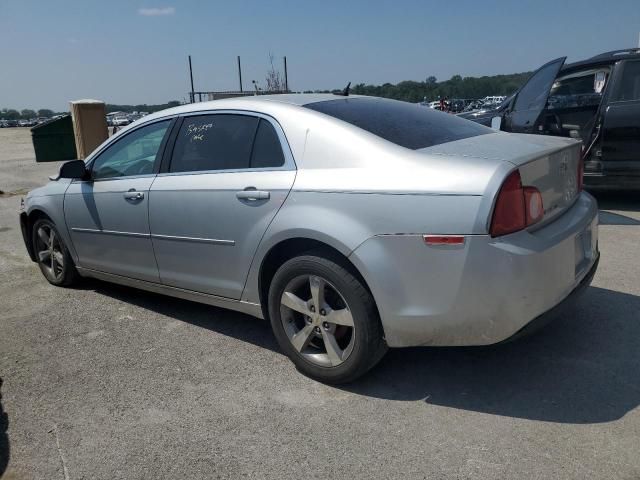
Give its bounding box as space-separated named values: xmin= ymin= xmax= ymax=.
xmin=0 ymin=127 xmax=639 ymax=479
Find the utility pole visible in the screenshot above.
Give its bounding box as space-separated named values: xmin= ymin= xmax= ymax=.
xmin=237 ymin=56 xmax=243 ymax=92
xmin=283 ymin=56 xmax=289 ymax=92
xmin=188 ymin=55 xmax=195 ymax=103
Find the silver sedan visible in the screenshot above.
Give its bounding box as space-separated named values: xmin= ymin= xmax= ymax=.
xmin=19 ymin=94 xmax=599 ymax=383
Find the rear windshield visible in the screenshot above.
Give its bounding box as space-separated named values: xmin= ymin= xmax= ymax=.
xmin=304 ymin=97 xmax=492 ymax=150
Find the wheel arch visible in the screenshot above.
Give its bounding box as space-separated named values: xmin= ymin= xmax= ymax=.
xmin=256 ymin=236 xmax=380 ymax=326
xmin=22 ymin=209 xmax=54 ymax=261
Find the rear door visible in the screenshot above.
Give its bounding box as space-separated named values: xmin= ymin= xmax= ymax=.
xmin=503 ymin=57 xmax=566 ymax=133
xmin=600 ymin=59 xmax=640 ymax=175
xmin=149 ymin=112 xmax=296 ymax=299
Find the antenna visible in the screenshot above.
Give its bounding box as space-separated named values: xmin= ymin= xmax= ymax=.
xmin=334 ymin=82 xmax=351 ymax=96
xmin=188 ymin=55 xmax=195 ymax=103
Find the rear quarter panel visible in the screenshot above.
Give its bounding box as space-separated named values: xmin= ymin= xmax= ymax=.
xmin=240 ymin=190 xmax=483 ymax=305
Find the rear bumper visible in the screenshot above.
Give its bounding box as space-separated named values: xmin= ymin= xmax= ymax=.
xmin=349 ymin=192 xmax=599 ymax=347
xmin=499 ymin=252 xmax=599 ymax=343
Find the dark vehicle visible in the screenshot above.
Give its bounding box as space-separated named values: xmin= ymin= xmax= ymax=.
xmin=449 ymin=98 xmax=473 ymax=113
xmin=457 ymin=95 xmax=514 ymax=124
xmin=469 ymin=49 xmax=640 ymax=189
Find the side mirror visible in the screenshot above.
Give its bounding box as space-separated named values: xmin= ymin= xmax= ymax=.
xmin=491 ymin=116 xmax=502 ymax=131
xmin=59 ymin=159 xmax=88 ymax=179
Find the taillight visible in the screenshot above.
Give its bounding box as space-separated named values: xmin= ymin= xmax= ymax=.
xmin=490 ymin=170 xmax=544 ymax=237
xmin=524 ymin=187 xmax=544 ymax=225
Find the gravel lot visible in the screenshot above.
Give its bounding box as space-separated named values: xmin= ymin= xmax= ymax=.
xmin=0 ymin=127 xmax=639 ymax=479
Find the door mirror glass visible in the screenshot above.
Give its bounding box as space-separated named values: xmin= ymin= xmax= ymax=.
xmin=59 ymin=159 xmax=87 ymax=179
xmin=491 ymin=116 xmax=502 ymax=130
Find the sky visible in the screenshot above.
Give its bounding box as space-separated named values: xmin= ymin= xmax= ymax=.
xmin=1 ymin=0 xmax=639 ymax=111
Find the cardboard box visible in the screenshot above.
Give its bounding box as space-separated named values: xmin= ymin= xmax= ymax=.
xmin=70 ymin=99 xmax=108 ymax=159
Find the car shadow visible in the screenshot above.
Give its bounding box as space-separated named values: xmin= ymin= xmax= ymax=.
xmin=343 ymin=286 xmax=640 ymax=424
xmin=91 ymin=282 xmax=639 ymax=424
xmin=591 ymin=190 xmax=640 ymax=226
xmin=90 ymin=280 xmax=280 ymax=354
xmin=0 ymin=378 xmax=9 ymax=477
xmin=599 ymin=211 xmax=640 ymax=226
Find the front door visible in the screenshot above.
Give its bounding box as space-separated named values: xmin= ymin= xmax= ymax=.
xmin=503 ymin=57 xmax=566 ymax=133
xmin=64 ymin=119 xmax=172 ymax=281
xmin=601 ymin=59 xmax=640 ymax=175
xmin=149 ymin=113 xmax=296 ymax=299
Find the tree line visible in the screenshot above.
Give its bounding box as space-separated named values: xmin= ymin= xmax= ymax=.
xmin=349 ymin=72 xmax=532 ymax=102
xmin=0 ymin=108 xmax=58 ymax=120
xmin=0 ymin=102 xmax=182 ymax=120
xmin=2 ymin=70 xmax=534 ymax=119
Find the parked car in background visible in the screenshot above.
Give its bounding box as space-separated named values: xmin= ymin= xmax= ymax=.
xmin=467 ymin=48 xmax=640 ymax=189
xmin=457 ymin=95 xmax=514 ymax=124
xmin=481 ymin=95 xmax=506 ymax=105
xmin=20 ymin=94 xmax=598 ymax=383
xmin=112 ymin=116 xmax=130 ymax=126
xmin=449 ymin=98 xmax=473 ymax=113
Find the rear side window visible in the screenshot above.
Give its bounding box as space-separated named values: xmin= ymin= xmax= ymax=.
xmin=170 ymin=114 xmax=258 ymax=172
xmin=250 ymin=119 xmax=285 ymax=168
xmin=611 ymin=60 xmax=640 ymax=102
xmin=304 ymin=97 xmax=491 ymax=150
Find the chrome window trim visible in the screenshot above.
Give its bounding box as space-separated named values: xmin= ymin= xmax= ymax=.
xmin=157 ymin=109 xmax=296 ymax=177
xmin=72 ymin=173 xmax=157 ymax=185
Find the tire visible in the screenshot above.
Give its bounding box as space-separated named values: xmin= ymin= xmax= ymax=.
xmin=31 ymin=218 xmax=79 ymax=287
xmin=268 ymin=252 xmax=387 ymax=384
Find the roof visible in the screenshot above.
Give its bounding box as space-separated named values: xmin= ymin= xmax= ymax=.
xmin=563 ymin=48 xmax=640 ymax=72
xmin=136 ymin=93 xmax=364 ymax=125
xmin=70 ymin=99 xmax=105 ymax=105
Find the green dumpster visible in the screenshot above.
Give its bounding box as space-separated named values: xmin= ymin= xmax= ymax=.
xmin=30 ymin=115 xmax=77 ymax=162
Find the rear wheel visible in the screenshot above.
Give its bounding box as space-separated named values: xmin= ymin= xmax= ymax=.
xmin=268 ymin=253 xmax=387 ymax=384
xmin=32 ymin=218 xmax=79 ymax=287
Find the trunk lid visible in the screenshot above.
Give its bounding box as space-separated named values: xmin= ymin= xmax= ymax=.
xmin=421 ymin=132 xmax=583 ymax=226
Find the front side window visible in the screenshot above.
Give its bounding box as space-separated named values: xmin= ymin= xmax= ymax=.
xmin=611 ymin=60 xmax=640 ymax=102
xmin=170 ymin=114 xmax=259 ymax=172
xmin=91 ymin=120 xmax=170 ymax=179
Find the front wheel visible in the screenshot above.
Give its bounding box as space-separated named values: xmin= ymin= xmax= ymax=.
xmin=268 ymin=253 xmax=387 ymax=384
xmin=32 ymin=218 xmax=79 ymax=287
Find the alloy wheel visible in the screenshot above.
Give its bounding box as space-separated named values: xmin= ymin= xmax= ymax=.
xmin=35 ymin=224 xmax=65 ymax=281
xmin=280 ymin=275 xmax=355 ymax=367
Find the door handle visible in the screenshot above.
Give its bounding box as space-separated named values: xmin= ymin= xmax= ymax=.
xmin=123 ymin=190 xmax=144 ymax=200
xmin=236 ymin=189 xmax=270 ymax=201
